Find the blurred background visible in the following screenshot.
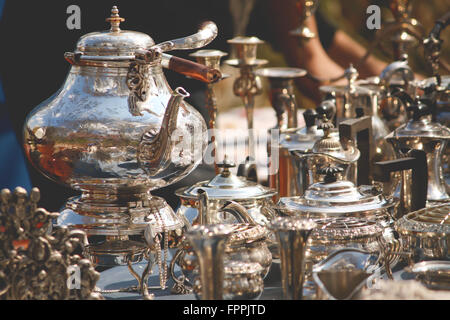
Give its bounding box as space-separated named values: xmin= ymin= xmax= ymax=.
xmin=215 ymin=0 xmax=450 ymax=116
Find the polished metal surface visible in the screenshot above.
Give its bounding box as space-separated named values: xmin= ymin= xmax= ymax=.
xmin=23 ymin=7 xmax=217 ymax=300
xmin=269 ymin=216 xmax=316 ymax=300
xmin=0 ymin=187 xmax=102 ymax=300
xmin=270 ymin=110 xmax=324 ymax=199
xmin=283 ymin=216 xmax=391 ymax=298
xmin=171 ymin=223 xmax=272 ymax=295
xmin=386 ymin=102 xmax=450 ymax=204
xmin=396 ymin=203 xmax=450 ymax=261
xmin=312 ymin=248 xmax=381 ymax=300
xmin=255 ymin=67 xmax=307 ymax=129
xmin=185 ymin=224 xmax=234 ymax=300
xmin=171 ymin=197 xmax=273 ymax=294
xmin=407 ymin=261 xmax=450 ymax=290
xmin=277 ymin=166 xmax=398 ymax=222
xmin=319 ymin=65 xmax=372 ymax=121
xmin=321 ymin=66 xmax=396 ymax=172
xmin=288 ymin=102 xmax=362 ymax=193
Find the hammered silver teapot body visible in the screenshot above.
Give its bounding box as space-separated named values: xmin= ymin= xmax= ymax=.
xmin=23 ymin=7 xmax=216 ymax=267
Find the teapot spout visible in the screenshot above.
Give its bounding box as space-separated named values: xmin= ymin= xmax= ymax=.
xmin=138 ymin=87 xmax=190 ymax=176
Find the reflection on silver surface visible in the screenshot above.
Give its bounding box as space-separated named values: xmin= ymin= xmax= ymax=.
xmin=396 ymin=203 xmax=450 ymax=261
xmin=407 ymin=261 xmax=450 ymax=290
xmin=312 ymin=248 xmax=381 ymax=300
xmin=185 ymin=224 xmax=233 ymax=300
xmin=269 ymin=217 xmax=316 ymax=300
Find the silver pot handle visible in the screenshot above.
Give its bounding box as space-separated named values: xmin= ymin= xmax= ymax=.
xmin=153 ymin=21 xmax=218 ymax=53
xmin=220 ymin=201 xmax=258 ymax=225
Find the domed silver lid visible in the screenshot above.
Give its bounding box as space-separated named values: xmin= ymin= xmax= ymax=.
xmin=176 ymin=157 xmax=276 ymax=200
xmin=72 ymin=6 xmax=154 ymax=59
xmin=277 ymin=166 xmax=397 ymax=217
xmin=386 ymin=98 xmax=450 ymax=140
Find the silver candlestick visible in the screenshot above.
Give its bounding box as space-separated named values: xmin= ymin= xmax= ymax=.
xmin=225 ymin=37 xmax=267 ymax=178
xmin=190 ymin=50 xmax=229 ymax=174
xmin=255 ymin=67 xmax=307 ymax=129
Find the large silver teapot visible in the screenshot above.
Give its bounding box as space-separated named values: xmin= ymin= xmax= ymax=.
xmin=23 ymin=7 xmax=215 ymax=266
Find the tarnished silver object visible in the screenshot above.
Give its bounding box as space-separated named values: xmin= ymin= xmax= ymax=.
xmin=185 ymin=224 xmax=234 ymax=300
xmin=23 ymin=6 xmax=218 ymax=297
xmin=312 ymin=248 xmax=381 ymax=300
xmin=0 ymin=187 xmax=102 ymax=300
xmin=190 ymin=49 xmax=229 ymax=174
xmin=255 ymin=67 xmax=307 ymax=129
xmin=269 ymin=217 xmax=316 ymax=300
xmin=194 ymin=261 xmax=264 ymax=300
xmin=406 ymin=261 xmax=450 ymax=290
xmin=289 ymin=0 xmax=319 ymax=42
xmin=225 ymin=37 xmax=267 ymax=180
xmin=396 ymin=203 xmax=450 ymax=261
xmin=269 ymin=109 xmax=323 ymax=199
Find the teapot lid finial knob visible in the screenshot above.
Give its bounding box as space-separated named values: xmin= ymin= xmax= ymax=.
xmin=106 ymin=6 xmax=125 ymax=32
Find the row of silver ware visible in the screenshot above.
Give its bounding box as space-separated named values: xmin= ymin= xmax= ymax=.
xmin=17 ymin=3 xmax=450 ymax=300
xmin=261 ymin=1 xmax=449 ymax=298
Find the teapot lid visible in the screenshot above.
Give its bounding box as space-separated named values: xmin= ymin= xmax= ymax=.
xmin=71 ymin=6 xmax=155 ymax=59
xmin=175 ymin=156 xmax=276 ymax=200
xmin=279 ymin=109 xmax=324 ymax=151
xmin=386 ymin=99 xmax=450 ymax=140
xmin=277 ymin=166 xmax=396 ymax=217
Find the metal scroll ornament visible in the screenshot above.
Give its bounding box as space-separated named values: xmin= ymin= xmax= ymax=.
xmin=0 ymin=187 xmax=102 ymax=300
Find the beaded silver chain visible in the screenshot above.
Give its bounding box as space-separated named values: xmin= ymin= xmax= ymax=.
xmin=154 ymin=211 xmax=168 ymax=290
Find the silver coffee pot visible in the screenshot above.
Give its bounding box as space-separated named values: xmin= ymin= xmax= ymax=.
xmin=384 ymin=91 xmax=450 ymax=204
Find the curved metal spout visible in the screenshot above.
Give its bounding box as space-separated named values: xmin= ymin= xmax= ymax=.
xmin=138 ymin=87 xmax=190 ymax=176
